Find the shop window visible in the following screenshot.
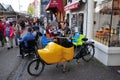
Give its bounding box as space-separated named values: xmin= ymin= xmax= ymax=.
xmin=68 ymin=0 xmax=72 ymax=3
xmin=71 ymin=14 xmax=77 ymax=27
xmin=94 ymin=0 xmax=120 ymax=47
xmin=71 ymin=13 xmax=84 ymax=34
xmin=71 ymin=14 xmax=77 ymax=32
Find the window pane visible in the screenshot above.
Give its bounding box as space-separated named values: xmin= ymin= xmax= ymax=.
xmin=94 ymin=0 xmax=120 ymax=47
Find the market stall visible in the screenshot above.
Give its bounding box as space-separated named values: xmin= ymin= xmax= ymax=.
xmin=45 ymin=0 xmax=65 ymax=28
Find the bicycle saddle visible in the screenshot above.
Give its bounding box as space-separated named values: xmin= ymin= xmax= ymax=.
xmin=82 ymin=38 xmax=88 ymax=41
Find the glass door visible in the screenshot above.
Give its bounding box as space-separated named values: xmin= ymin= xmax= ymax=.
xmin=78 ymin=13 xmax=84 ymax=34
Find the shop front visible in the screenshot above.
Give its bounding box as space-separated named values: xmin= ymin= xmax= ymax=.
xmin=45 ymin=0 xmax=65 ymax=27
xmin=64 ymin=0 xmax=87 ymax=34
xmin=94 ymin=0 xmax=120 ymax=66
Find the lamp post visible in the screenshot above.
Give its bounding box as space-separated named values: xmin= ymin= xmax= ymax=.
xmin=108 ymin=0 xmax=114 ymax=47
xmin=18 ymin=0 xmax=20 ymax=12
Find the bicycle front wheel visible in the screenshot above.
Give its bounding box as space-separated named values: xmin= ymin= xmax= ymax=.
xmin=27 ymin=59 xmax=45 ymax=76
xmin=82 ymin=44 xmax=95 ymax=62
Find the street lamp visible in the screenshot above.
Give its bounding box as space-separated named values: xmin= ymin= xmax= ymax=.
xmin=46 ymin=10 xmax=50 ymax=13
xmin=18 ymin=0 xmax=20 ymax=12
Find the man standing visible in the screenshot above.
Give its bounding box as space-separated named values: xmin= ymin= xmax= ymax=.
xmin=13 ymin=21 xmax=21 ymax=47
xmin=20 ymin=20 xmax=25 ymax=30
xmin=0 ymin=20 xmax=4 ymax=47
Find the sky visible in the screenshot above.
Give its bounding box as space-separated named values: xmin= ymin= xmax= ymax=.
xmin=0 ymin=0 xmax=34 ymax=12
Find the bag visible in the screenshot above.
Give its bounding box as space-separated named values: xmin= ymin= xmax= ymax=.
xmin=10 ymin=27 xmax=14 ymax=39
xmin=20 ymin=30 xmax=23 ymax=34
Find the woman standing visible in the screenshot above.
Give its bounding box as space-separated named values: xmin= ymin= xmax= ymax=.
xmin=13 ymin=21 xmax=21 ymax=47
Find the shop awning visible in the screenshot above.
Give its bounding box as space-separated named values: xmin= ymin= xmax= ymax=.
xmin=64 ymin=2 xmax=79 ymax=11
xmin=97 ymin=0 xmax=120 ymax=15
xmin=46 ymin=0 xmax=64 ymax=13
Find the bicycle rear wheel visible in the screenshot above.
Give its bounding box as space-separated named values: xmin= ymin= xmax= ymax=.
xmin=27 ymin=59 xmax=45 ymax=76
xmin=82 ymin=44 xmax=95 ymax=62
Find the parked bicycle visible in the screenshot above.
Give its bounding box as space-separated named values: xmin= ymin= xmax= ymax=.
xmin=27 ymin=35 xmax=95 ymax=76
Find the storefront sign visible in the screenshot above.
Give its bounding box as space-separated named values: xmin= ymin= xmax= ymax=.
xmin=64 ymin=2 xmax=79 ymax=11
xmin=46 ymin=0 xmax=64 ymax=13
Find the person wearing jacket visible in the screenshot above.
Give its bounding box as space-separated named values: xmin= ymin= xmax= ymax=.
xmin=19 ymin=27 xmax=35 ymax=58
xmin=13 ymin=21 xmax=21 ymax=47
xmin=0 ymin=20 xmax=4 ymax=47
xmin=4 ymin=21 xmax=14 ymax=49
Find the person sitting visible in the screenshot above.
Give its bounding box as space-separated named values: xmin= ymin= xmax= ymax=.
xmin=46 ymin=23 xmax=54 ymax=38
xmin=19 ymin=27 xmax=35 ymax=58
xmin=63 ymin=22 xmax=71 ymax=37
xmin=32 ymin=27 xmax=37 ymax=39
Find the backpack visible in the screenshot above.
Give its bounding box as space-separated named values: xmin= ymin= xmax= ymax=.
xmin=64 ymin=27 xmax=71 ymax=34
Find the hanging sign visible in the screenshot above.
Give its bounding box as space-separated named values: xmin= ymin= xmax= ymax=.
xmin=64 ymin=2 xmax=79 ymax=11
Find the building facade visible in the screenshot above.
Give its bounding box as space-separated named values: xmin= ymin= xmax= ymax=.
xmin=28 ymin=0 xmax=40 ymax=18
xmin=34 ymin=0 xmax=40 ymax=18
xmin=64 ymin=0 xmax=93 ymax=38
xmin=65 ymin=0 xmax=120 ymax=66
xmin=41 ymin=0 xmax=49 ymax=16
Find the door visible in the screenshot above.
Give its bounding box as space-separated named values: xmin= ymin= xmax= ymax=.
xmin=78 ymin=13 xmax=84 ymax=34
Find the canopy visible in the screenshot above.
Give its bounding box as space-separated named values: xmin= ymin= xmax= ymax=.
xmin=99 ymin=0 xmax=120 ymax=15
xmin=46 ymin=0 xmax=64 ymax=13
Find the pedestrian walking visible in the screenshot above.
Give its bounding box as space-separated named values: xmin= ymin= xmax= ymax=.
xmin=20 ymin=20 xmax=25 ymax=30
xmin=13 ymin=21 xmax=21 ymax=47
xmin=4 ymin=21 xmax=14 ymax=50
xmin=0 ymin=20 xmax=4 ymax=47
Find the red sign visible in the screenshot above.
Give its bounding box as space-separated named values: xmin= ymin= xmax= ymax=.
xmin=46 ymin=0 xmax=64 ymax=13
xmin=64 ymin=2 xmax=79 ymax=11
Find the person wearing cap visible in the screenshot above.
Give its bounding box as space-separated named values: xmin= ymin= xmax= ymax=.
xmin=4 ymin=21 xmax=14 ymax=49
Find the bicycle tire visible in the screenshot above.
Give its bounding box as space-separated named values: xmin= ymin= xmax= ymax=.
xmin=82 ymin=44 xmax=95 ymax=62
xmin=27 ymin=59 xmax=45 ymax=76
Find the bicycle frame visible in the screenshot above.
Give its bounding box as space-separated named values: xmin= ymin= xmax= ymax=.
xmin=74 ymin=40 xmax=95 ymax=60
xmin=36 ymin=37 xmax=94 ymax=64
